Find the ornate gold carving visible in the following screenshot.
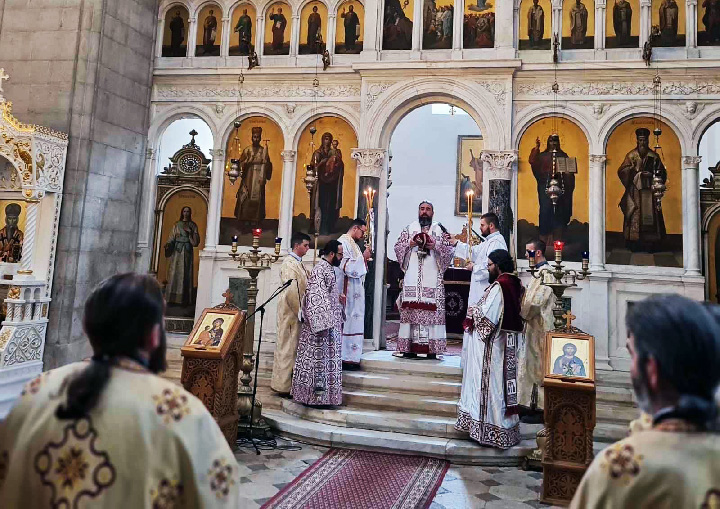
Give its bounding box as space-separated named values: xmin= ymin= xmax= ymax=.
xmin=0 ymin=328 xmax=12 ymax=349
xmin=7 ymin=286 xmax=20 ymax=300
xmin=0 ymin=102 xmax=68 ymax=140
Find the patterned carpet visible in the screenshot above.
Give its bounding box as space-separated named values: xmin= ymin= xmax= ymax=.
xmin=261 ymin=448 xmax=449 ymax=509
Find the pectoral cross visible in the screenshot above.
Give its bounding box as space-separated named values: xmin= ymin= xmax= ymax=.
xmin=563 ymin=311 xmax=576 ymax=329
xmin=223 ymin=288 xmax=233 ymax=306
xmin=0 ymin=69 xmax=8 ymax=95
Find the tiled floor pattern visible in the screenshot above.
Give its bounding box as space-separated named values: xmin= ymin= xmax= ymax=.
xmin=235 ymin=441 xmax=562 ymax=509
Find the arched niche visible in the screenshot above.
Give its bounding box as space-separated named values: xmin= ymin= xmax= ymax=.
xmin=162 ymin=4 xmax=190 ymax=57
xmin=265 ymin=2 xmax=293 ymax=55
xmin=652 ymin=0 xmax=685 ymax=47
xmin=517 ymin=117 xmax=590 ymax=262
xmin=293 ymin=116 xmax=358 ymax=241
xmin=336 ymin=0 xmax=364 ymax=54
xmin=157 ymin=118 xmax=214 ymax=174
xmin=196 ymin=3 xmax=223 ymax=56
xmin=519 ymin=0 xmax=552 ymax=50
xmin=463 ymin=0 xmax=495 ymax=49
xmin=230 ymin=3 xmax=257 ymax=56
xmin=422 ymin=0 xmax=454 ymax=49
xmin=606 ymin=0 xmax=639 ymax=48
xmin=382 ymin=0 xmax=414 ymax=50
xmin=220 ymin=115 xmax=285 ymax=247
xmin=299 ymin=1 xmax=329 ymax=54
xmin=605 ymin=117 xmax=682 ymax=267
xmin=562 ymin=0 xmax=594 ymax=49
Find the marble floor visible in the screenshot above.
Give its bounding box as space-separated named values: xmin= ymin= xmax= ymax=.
xmin=234 ymin=439 xmax=562 ymax=509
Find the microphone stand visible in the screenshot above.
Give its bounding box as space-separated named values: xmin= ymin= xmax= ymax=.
xmin=241 ymin=279 xmax=293 ymax=454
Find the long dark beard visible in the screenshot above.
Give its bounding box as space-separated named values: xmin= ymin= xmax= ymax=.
xmin=418 ymin=216 xmax=432 ymax=227
xmin=489 ymin=271 xmax=498 ymax=284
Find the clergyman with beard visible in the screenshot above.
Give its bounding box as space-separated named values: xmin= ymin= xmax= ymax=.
xmin=571 ymin=294 xmax=720 ymax=507
xmin=455 ymin=249 xmax=525 ymax=449
xmin=0 ymin=274 xmax=240 ymax=506
xmin=394 ymin=201 xmax=454 ymax=359
xmin=291 ymin=240 xmax=346 ymax=406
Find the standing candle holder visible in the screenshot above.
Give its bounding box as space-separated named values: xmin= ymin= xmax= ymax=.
xmin=465 ymin=189 xmax=474 ymax=265
xmin=527 ymin=241 xmax=590 ymax=330
xmin=363 ymin=187 xmax=376 ymax=261
xmin=303 ymin=161 xmax=319 ymax=265
xmin=229 ymin=229 xmax=282 ymax=428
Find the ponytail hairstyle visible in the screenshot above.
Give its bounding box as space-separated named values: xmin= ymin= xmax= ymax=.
xmin=56 ymin=273 xmax=166 ymax=420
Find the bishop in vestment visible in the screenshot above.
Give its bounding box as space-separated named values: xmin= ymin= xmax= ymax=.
xmin=456 ymin=249 xmax=525 ymax=449
xmin=0 ymin=274 xmax=239 ymax=508
xmin=291 ymin=240 xmax=344 ymax=406
xmin=394 ymin=201 xmax=454 ymax=357
xmin=271 ymin=232 xmax=310 ymax=394
xmin=336 ymin=219 xmax=372 ymax=366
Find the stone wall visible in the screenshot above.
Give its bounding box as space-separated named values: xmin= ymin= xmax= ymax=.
xmin=0 ymin=0 xmax=158 ymax=368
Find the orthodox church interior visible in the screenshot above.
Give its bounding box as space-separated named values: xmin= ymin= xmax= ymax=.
xmin=1 ymin=0 xmax=720 ymax=505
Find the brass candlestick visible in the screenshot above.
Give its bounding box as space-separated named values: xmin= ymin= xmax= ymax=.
xmin=303 ymin=160 xmax=319 ymax=264
xmin=229 ymin=229 xmax=281 ymax=428
xmin=466 ymin=189 xmax=474 ymax=265
xmin=363 ymin=187 xmax=376 ymax=261
xmin=527 ymin=241 xmax=590 ymax=330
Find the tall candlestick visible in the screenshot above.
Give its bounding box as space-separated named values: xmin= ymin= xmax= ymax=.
xmin=466 ymin=190 xmax=474 ymax=265
xmin=554 ymin=240 xmax=564 ymax=263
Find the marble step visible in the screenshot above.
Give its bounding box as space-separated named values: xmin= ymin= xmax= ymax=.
xmin=343 ymin=389 xmax=459 ymax=416
xmin=596 ymin=401 xmax=640 ymax=424
xmin=342 ymin=371 xmax=462 ymax=397
xmin=264 ymin=409 xmax=540 ymax=466
xmin=359 ymin=351 xmax=463 ymax=378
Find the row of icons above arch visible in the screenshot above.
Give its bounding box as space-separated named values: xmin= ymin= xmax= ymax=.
xmin=161 ymin=0 xmax=720 ymax=57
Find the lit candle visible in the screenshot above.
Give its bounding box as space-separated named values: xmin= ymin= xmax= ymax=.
xmin=252 ymin=228 xmax=262 ymax=238
xmin=582 ymin=251 xmax=589 ymax=271
xmin=527 ymin=249 xmax=536 ymax=269
xmin=553 ymin=240 xmax=564 ymax=263
xmin=232 ymin=235 xmax=238 ymax=251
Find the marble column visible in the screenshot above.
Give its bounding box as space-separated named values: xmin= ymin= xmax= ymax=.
xmin=279 ymin=150 xmax=297 ymax=253
xmin=221 ymin=16 xmax=231 ymax=56
xmin=188 ymin=17 xmax=198 ymax=58
xmin=20 ymin=199 xmax=40 ymax=273
xmin=352 ymin=149 xmax=386 ymax=349
xmin=589 ymin=155 xmax=607 ymax=271
xmin=683 ymin=155 xmax=702 ymax=276
xmin=360 ymin=0 xmax=381 ymax=58
xmin=155 ymin=17 xmax=164 ymax=58
xmin=595 ymin=0 xmax=606 ymax=50
xmin=256 ymin=15 xmax=265 ymax=58
xmin=452 ymin=0 xmax=464 ymax=54
xmin=206 ymin=148 xmax=225 ymax=249
xmin=552 ymin=0 xmax=563 ymax=47
xmin=481 ymin=151 xmax=518 ymax=256
xmin=687 ymin=0 xmax=698 ymax=49
xmin=512 ymin=6 xmax=521 ymax=50
xmin=136 ymin=147 xmax=159 ymax=272
xmin=412 ymin=0 xmax=423 ymax=55
xmin=290 ymin=14 xmax=301 ymax=58
xmin=640 ymin=0 xmax=651 ymax=49
xmin=327 ymin=14 xmax=337 ymax=55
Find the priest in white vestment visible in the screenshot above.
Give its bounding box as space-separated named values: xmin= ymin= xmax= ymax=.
xmin=456 ymin=249 xmax=525 ymax=449
xmin=291 ymin=240 xmax=345 ymax=406
xmin=451 ymin=212 xmax=508 ymax=367
xmin=519 ymin=238 xmax=554 ymax=410
xmin=271 ymin=232 xmax=310 ymax=394
xmin=394 ymin=201 xmax=455 ymax=358
xmin=0 ymin=274 xmax=239 ymax=508
xmin=335 ymin=219 xmax=372 ymax=366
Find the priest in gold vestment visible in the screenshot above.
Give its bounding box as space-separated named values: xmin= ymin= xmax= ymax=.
xmin=271 ymin=232 xmax=310 ymax=394
xmin=0 ymin=274 xmax=239 ymax=508
xmin=571 ymin=294 xmax=720 ymax=508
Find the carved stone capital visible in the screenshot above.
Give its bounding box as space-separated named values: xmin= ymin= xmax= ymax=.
xmin=351 ymin=149 xmax=385 ymax=177
xmin=281 ymin=150 xmax=297 ymax=163
xmin=589 ymin=154 xmax=607 ymax=164
xmin=210 ymin=149 xmax=225 ymax=159
xmin=481 ymin=151 xmax=517 ymax=180
xmin=682 ymin=155 xmax=702 ymax=169
xmin=146 ymin=147 xmax=156 ymax=160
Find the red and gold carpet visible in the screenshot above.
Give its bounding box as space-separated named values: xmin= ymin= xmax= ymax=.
xmin=261 ymin=448 xmax=449 ymax=509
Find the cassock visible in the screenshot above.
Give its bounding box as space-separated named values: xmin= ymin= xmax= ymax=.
xmin=335 ymin=233 xmax=367 ymax=365
xmin=394 ymin=222 xmax=454 ymax=355
xmin=519 ymin=262 xmax=554 ymax=407
xmin=456 ymin=273 xmax=525 ymax=449
xmin=271 ymin=252 xmax=309 ymax=393
xmin=0 ymin=359 xmax=239 ymax=508
xmin=234 ymin=144 xmax=272 ymax=222
xmin=570 ymin=421 xmax=720 ymax=508
xmin=291 ymin=259 xmax=343 ymax=406
xmin=454 ymin=231 xmax=507 ymax=368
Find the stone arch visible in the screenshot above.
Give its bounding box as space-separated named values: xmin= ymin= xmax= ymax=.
xmin=229 ymin=0 xmax=259 ymax=14
xmin=692 ymin=106 xmax=720 ymax=149
xmin=219 ymin=107 xmax=291 ymax=150
xmin=367 ymin=78 xmax=506 ymax=150
xmin=160 ymin=0 xmax=192 ymax=18
xmin=149 ymin=107 xmax=218 ymax=154
xmin=333 ymin=0 xmax=363 ymax=13
xmin=289 ymin=106 xmax=360 ymax=151
xmin=512 ymin=105 xmax=598 ymax=152
xmin=599 ymin=105 xmax=692 ymax=156
xmin=193 ymin=0 xmax=225 ymax=18
xmin=158 ymin=184 xmax=211 ymax=211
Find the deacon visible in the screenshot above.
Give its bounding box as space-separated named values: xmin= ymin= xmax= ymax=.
xmin=271 ymin=232 xmax=311 ymax=395
xmin=291 ymin=240 xmax=344 ymax=406
xmin=394 ymin=201 xmax=454 ymax=358
xmin=617 ymin=128 xmax=667 ymax=252
xmin=456 ymin=250 xmax=525 ymax=449
xmin=336 ymin=219 xmax=372 ymax=367
xmin=571 ymin=295 xmax=720 ymax=507
xmin=519 ymin=239 xmax=554 ymax=413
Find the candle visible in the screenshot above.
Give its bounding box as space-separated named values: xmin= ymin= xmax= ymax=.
xmin=252 ymin=228 xmax=262 ymax=238
xmin=232 ymin=235 xmax=238 ymax=251
xmin=582 ymin=251 xmax=589 ymax=271
xmin=527 ymin=249 xmax=536 ymax=268
xmin=553 ymin=240 xmax=564 ymax=263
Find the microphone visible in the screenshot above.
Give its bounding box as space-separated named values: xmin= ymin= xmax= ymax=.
xmin=438 ymin=223 xmax=449 ymax=234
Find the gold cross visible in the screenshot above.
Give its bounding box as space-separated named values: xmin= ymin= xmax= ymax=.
xmin=563 ymin=311 xmax=576 ymax=328
xmin=222 ymin=289 xmax=233 ymax=306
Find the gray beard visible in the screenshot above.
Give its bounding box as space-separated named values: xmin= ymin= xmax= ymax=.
xmin=418 ymin=216 xmax=432 ymax=227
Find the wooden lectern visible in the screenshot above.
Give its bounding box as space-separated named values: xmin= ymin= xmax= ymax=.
xmin=180 ymin=297 xmax=245 ymax=449
xmin=541 ymin=330 xmax=596 ymax=506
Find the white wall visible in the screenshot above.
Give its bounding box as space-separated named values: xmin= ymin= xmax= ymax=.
xmin=158 ymin=119 xmax=214 ymax=173
xmin=699 ymin=121 xmax=720 ymax=183
xmin=386 ymin=104 xmax=481 ymax=260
